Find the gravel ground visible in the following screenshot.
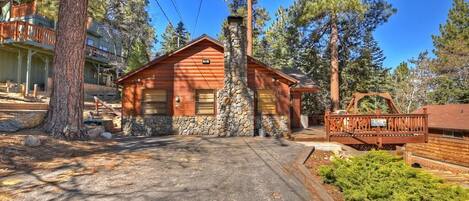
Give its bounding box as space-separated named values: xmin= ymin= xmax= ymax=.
xmin=1 ymin=135 xmax=312 ymax=201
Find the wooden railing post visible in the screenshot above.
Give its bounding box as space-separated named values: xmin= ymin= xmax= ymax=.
xmin=325 ymin=111 xmax=330 ymax=141
xmin=0 ymin=23 xmax=3 ymax=43
xmin=6 ymin=81 xmax=11 ymax=93
xmin=33 ymin=84 xmax=38 ymax=98
xmin=423 ymin=108 xmax=428 ymax=143
xmin=94 ymin=96 xmax=100 ymax=116
xmin=20 ymin=83 xmax=26 ymax=97
xmin=14 ymin=21 xmax=19 ymax=41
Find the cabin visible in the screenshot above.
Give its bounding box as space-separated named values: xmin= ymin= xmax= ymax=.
xmin=116 ymin=16 xmax=318 ymax=136
xmin=405 ymin=104 xmax=469 ymax=173
xmin=0 ymin=1 xmax=123 ymax=98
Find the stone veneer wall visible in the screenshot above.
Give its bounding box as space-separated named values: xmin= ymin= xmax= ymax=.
xmin=216 ymin=16 xmax=255 ymax=136
xmin=123 ymin=116 xmax=217 ymax=136
xmin=256 ymin=115 xmax=289 ymax=137
xmin=122 ymin=114 xmax=290 ymax=137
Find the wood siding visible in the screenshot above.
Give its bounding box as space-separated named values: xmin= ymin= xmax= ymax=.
xmin=291 ymin=92 xmax=302 ymax=129
xmin=248 ymin=61 xmax=291 ymax=116
xmin=121 ymin=39 xmax=292 ymax=118
xmin=406 ymin=130 xmax=469 ymax=167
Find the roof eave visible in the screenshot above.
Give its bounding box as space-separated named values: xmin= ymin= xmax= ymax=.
xmin=116 ymin=35 xmax=221 ymax=84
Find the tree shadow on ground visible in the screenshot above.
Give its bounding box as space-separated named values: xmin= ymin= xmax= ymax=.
xmin=0 ymin=129 xmax=220 ymax=200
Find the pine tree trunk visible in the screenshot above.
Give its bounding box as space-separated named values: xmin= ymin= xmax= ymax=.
xmin=44 ymin=0 xmax=89 ymax=140
xmin=330 ymin=15 xmax=340 ymax=112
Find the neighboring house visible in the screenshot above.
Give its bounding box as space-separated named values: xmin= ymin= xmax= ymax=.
xmin=0 ymin=1 xmax=123 ymax=97
xmin=116 ymin=16 xmax=318 ymax=137
xmin=405 ymin=104 xmax=469 ymax=173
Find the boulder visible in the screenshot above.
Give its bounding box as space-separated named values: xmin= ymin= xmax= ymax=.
xmin=24 ymin=135 xmax=41 ymax=147
xmin=100 ymin=132 xmax=112 ymax=139
xmin=0 ymin=119 xmax=22 ymax=132
xmin=87 ymin=126 xmax=105 ymax=139
xmin=0 ymin=112 xmax=45 ymax=132
xmin=19 ymin=112 xmax=46 ymax=129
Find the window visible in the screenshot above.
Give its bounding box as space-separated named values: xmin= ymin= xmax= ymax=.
xmin=100 ymin=45 xmax=109 ymax=52
xmin=443 ymin=130 xmax=464 ymax=139
xmin=257 ymin=89 xmax=276 ymax=114
xmin=142 ymin=89 xmax=167 ymax=115
xmin=196 ymin=89 xmax=216 ymax=115
xmin=87 ymin=38 xmax=94 ymax=46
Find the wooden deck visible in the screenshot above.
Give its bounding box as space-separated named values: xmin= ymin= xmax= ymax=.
xmin=325 ymin=112 xmax=428 ymax=145
xmin=0 ymin=21 xmax=123 ymax=63
xmin=289 ymin=126 xmax=328 ymax=142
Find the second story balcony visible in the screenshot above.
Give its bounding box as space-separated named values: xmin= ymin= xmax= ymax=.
xmin=10 ymin=2 xmax=37 ymax=19
xmin=0 ymin=21 xmax=124 ymax=64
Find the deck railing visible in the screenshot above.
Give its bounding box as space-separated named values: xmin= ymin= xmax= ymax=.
xmin=0 ymin=21 xmax=123 ymax=62
xmin=11 ymin=2 xmax=37 ymax=18
xmin=324 ymin=111 xmax=428 ymax=145
xmin=0 ymin=21 xmax=55 ymax=46
xmin=86 ymin=45 xmax=124 ymax=63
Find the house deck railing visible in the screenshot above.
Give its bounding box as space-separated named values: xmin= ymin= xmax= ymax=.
xmin=0 ymin=21 xmax=123 ymax=63
xmin=11 ymin=2 xmax=37 ymax=18
xmin=324 ymin=112 xmax=428 ymax=145
xmin=0 ymin=21 xmax=55 ymax=46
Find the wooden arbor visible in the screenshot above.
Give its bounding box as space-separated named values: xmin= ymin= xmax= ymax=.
xmin=345 ymin=92 xmax=400 ymax=114
xmin=325 ymin=92 xmax=428 ymax=146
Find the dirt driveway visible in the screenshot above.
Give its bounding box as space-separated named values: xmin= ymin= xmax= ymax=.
xmin=1 ymin=135 xmax=312 ymax=201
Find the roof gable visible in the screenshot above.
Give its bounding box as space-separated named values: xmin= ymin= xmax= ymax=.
xmin=413 ymin=104 xmax=469 ymax=131
xmin=116 ymin=35 xmax=298 ymax=85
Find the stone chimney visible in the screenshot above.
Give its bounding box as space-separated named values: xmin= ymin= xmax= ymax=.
xmin=216 ymin=16 xmax=255 ymax=136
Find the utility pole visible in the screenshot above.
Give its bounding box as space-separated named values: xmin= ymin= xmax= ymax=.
xmin=247 ymin=0 xmax=253 ymax=56
xmin=177 ymin=36 xmax=180 ymax=48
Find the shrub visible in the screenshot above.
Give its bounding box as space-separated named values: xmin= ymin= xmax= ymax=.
xmin=319 ymin=151 xmax=469 ymax=201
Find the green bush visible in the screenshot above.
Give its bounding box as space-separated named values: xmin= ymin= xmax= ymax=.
xmin=319 ymin=151 xmax=469 ymax=201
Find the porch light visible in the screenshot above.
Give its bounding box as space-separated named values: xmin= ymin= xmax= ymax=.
xmin=202 ymin=58 xmax=210 ymax=64
xmin=175 ymin=96 xmax=181 ymax=103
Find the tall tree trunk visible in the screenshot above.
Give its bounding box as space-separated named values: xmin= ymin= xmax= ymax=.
xmin=44 ymin=0 xmax=89 ymax=140
xmin=330 ymin=15 xmax=340 ymax=112
xmin=246 ymin=0 xmax=253 ymax=56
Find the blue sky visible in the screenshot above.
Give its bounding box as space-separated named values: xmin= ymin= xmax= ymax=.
xmin=147 ymin=0 xmax=452 ymax=68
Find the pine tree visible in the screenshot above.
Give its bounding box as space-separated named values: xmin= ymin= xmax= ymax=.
xmin=264 ymin=7 xmax=295 ymax=69
xmin=161 ymin=22 xmax=190 ymax=54
xmin=175 ymin=21 xmax=191 ymax=47
xmin=430 ymin=0 xmax=469 ymax=104
xmin=126 ymin=41 xmax=150 ymax=72
xmin=161 ymin=24 xmax=177 ymax=53
xmin=36 ymin=0 xmax=156 ymax=72
xmin=44 ymin=0 xmax=88 ymax=139
xmin=432 ymin=0 xmax=469 ymax=70
xmin=292 ymin=0 xmax=394 ymax=112
xmin=220 ymin=0 xmax=270 ymax=59
xmin=340 ymin=32 xmax=391 ymax=113
xmin=300 ymin=0 xmax=367 ymax=111
xmin=392 ymin=62 xmax=410 ymax=112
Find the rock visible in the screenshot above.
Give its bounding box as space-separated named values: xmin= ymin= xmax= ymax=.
xmin=19 ymin=112 xmax=46 ymax=129
xmin=87 ymin=126 xmax=105 ymax=139
xmin=100 ymin=132 xmax=112 ymax=139
xmin=24 ymin=135 xmax=41 ymax=147
xmin=0 ymin=119 xmax=22 ymax=132
xmin=0 ymin=112 xmax=45 ymax=132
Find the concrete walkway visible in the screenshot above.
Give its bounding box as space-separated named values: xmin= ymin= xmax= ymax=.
xmin=2 ymin=136 xmax=313 ymax=201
